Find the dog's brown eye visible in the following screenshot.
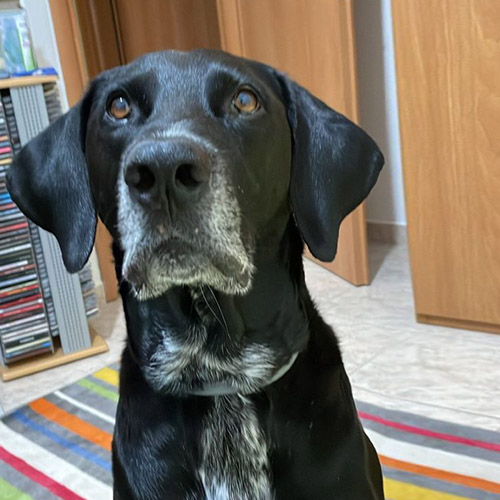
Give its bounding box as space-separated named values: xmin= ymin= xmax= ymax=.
xmin=108 ymin=96 xmax=131 ymax=120
xmin=233 ymin=89 xmax=260 ymax=114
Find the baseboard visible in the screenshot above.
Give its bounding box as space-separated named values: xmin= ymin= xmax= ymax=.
xmin=367 ymin=222 xmax=407 ymax=245
xmin=417 ymin=314 xmax=500 ymax=335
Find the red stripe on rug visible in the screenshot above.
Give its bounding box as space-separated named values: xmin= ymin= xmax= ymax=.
xmin=359 ymin=411 xmax=500 ymax=453
xmin=0 ymin=445 xmax=84 ymax=500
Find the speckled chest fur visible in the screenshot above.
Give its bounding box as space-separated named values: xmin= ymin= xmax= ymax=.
xmin=199 ymin=395 xmax=272 ymax=500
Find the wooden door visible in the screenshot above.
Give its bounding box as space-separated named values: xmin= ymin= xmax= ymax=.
xmin=77 ymin=0 xmax=221 ymax=68
xmin=217 ymin=0 xmax=371 ymax=285
xmin=76 ymin=0 xmax=371 ymax=286
xmin=392 ymin=0 xmax=500 ymax=333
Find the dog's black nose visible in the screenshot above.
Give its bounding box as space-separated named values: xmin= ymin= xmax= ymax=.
xmin=124 ymin=140 xmax=211 ymax=210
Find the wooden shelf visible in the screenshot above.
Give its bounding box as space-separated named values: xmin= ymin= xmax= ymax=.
xmin=0 ymin=326 xmax=108 ymax=382
xmin=0 ymin=74 xmax=58 ymax=90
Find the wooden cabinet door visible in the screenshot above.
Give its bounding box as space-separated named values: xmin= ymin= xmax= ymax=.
xmin=106 ymin=0 xmax=221 ymax=63
xmin=392 ymin=0 xmax=500 ymax=333
xmin=216 ymin=0 xmax=371 ymax=285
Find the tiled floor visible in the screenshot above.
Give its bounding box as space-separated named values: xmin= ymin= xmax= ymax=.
xmin=1 ymin=242 xmax=499 ymax=432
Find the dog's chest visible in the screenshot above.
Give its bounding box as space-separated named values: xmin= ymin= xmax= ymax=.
xmin=199 ymin=394 xmax=272 ymax=500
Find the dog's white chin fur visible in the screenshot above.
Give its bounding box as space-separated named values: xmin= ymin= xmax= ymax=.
xmin=124 ymin=253 xmax=255 ymax=301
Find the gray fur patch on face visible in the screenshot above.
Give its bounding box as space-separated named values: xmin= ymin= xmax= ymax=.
xmin=116 ymin=130 xmax=255 ymax=300
xmin=199 ymin=395 xmax=272 ymax=500
xmin=143 ymin=318 xmax=278 ymax=396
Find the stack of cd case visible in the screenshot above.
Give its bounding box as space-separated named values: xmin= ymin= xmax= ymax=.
xmin=0 ymin=96 xmax=53 ymax=363
xmin=0 ymin=74 xmax=99 ymax=367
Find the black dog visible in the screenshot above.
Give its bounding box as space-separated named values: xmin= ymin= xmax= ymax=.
xmin=8 ymin=50 xmax=385 ymax=499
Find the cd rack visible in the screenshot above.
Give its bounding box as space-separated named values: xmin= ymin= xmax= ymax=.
xmin=0 ymin=74 xmax=107 ymax=381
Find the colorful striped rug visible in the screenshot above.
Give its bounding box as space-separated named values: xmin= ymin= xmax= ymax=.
xmin=0 ymin=365 xmax=498 ymax=499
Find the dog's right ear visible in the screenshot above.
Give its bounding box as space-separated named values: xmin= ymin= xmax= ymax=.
xmin=7 ymin=89 xmax=96 ymax=274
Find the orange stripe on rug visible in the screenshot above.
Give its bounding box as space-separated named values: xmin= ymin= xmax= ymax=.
xmin=29 ymin=399 xmax=112 ymax=451
xmin=380 ymin=455 xmax=500 ymax=494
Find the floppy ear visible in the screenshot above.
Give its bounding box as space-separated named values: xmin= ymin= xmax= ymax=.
xmin=276 ymin=73 xmax=384 ymax=262
xmin=6 ymin=93 xmax=96 ymax=273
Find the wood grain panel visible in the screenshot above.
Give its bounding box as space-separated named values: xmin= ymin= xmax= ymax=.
xmin=217 ymin=0 xmax=370 ymax=284
xmin=48 ymin=0 xmax=88 ymax=106
xmin=392 ymin=0 xmax=500 ymax=328
xmin=75 ymin=0 xmax=122 ymax=77
xmin=112 ymin=0 xmax=221 ymax=63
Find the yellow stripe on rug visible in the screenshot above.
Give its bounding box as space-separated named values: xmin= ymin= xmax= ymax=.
xmin=384 ymin=477 xmax=473 ymax=500
xmin=93 ymin=367 xmax=119 ymax=387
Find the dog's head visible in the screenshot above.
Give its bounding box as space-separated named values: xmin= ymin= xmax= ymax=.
xmin=7 ymin=50 xmax=383 ymax=299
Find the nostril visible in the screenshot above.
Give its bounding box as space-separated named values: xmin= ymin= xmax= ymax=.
xmin=175 ymin=163 xmax=208 ymax=190
xmin=126 ymin=164 xmax=156 ymax=193
xmin=135 ymin=165 xmax=156 ymax=192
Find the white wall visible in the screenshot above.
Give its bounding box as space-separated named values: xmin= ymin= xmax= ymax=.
xmin=19 ymin=0 xmax=102 ymax=288
xmin=354 ymin=0 xmax=406 ymax=226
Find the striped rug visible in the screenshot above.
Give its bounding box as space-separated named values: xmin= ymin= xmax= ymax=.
xmin=0 ymin=365 xmax=498 ymax=499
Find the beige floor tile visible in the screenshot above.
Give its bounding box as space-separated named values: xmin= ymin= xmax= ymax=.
xmin=304 ymin=243 xmax=416 ymax=373
xmin=350 ymin=329 xmax=500 ymax=425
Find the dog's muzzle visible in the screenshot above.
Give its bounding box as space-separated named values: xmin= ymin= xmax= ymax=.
xmin=117 ymin=136 xmax=255 ymax=299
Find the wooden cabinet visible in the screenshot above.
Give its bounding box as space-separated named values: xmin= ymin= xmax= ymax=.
xmin=392 ymin=0 xmax=500 ymax=333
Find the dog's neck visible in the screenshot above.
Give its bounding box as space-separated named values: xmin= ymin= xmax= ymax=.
xmin=113 ymin=219 xmax=311 ymax=396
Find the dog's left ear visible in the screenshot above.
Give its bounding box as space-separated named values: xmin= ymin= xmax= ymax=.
xmin=275 ymin=72 xmax=384 ymax=262
xmin=6 ymin=91 xmax=96 ymax=273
